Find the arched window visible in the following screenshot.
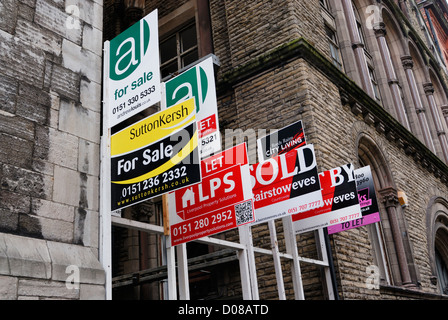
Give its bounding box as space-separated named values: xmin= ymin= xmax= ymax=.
xmin=352 ymin=1 xmax=381 ymax=102
xmin=373 ymin=10 xmax=412 ymax=130
xmin=427 ymin=197 xmax=448 ymax=295
xmin=427 ymin=68 xmax=448 ymax=163
xmin=435 ymin=244 xmax=448 ymax=295
xmin=358 ymin=133 xmax=419 ymax=287
xmin=358 ymin=134 xmax=393 ymax=285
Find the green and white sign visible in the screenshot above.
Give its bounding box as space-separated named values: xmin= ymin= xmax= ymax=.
xmin=105 ymin=9 xmax=161 ymax=128
xmin=163 ymin=56 xmax=221 ymax=158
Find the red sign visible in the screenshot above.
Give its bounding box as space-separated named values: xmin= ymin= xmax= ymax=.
xmin=198 ymin=114 xmax=218 ymax=138
xmin=168 ymin=143 xmax=254 ymax=246
xmin=292 ymin=164 xmax=361 ymax=234
xmin=250 ymin=144 xmax=323 ymax=224
xmin=174 ymin=164 xmax=245 ymax=220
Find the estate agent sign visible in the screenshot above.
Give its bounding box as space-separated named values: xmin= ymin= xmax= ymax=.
xmin=110 ymin=98 xmax=201 ymax=210
xmin=105 ymin=9 xmax=161 ymax=128
xmin=168 ymin=143 xmax=254 ymax=246
xmin=292 ymin=164 xmax=362 ymax=234
xmin=163 ymin=56 xmax=221 ymax=158
xmin=327 ymin=165 xmax=381 ymax=234
xmin=257 ymin=120 xmax=306 ymax=160
xmin=250 ymin=144 xmax=323 ymax=225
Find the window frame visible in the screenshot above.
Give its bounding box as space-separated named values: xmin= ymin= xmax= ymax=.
xmin=325 ymin=24 xmax=344 ymax=70
xmin=160 ymin=19 xmax=199 ymax=79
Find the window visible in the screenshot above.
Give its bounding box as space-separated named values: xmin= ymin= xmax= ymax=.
xmin=325 ymin=25 xmax=343 ymax=70
xmin=353 ymin=2 xmax=367 ymax=49
xmin=358 ymin=137 xmax=396 ymax=286
xmin=160 ymin=20 xmax=199 ymax=79
xmin=369 ymin=67 xmax=381 ymax=102
xmin=435 ymin=248 xmax=448 ymax=295
xmin=320 ymin=0 xmax=330 ymax=10
xmin=358 ymin=157 xmax=392 ymax=286
xmin=434 ymin=213 xmax=448 ymax=295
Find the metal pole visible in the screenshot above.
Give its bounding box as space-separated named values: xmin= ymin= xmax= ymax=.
xmin=100 ymin=41 xmax=112 ymax=300
xmin=283 ymin=216 xmax=305 ymax=300
xmin=268 ymin=220 xmax=286 ymax=300
xmin=322 ymin=228 xmax=339 ymax=300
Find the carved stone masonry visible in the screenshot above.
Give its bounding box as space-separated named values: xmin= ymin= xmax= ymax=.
xmin=131 ymin=200 xmax=154 ymax=222
xmin=373 ymin=22 xmax=387 ymax=38
xmin=423 ymin=82 xmax=435 ymax=95
xmin=379 ymin=186 xmax=400 ymax=208
xmin=401 ymin=55 xmax=414 ymax=70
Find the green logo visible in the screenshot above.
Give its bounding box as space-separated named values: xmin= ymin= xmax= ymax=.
xmin=110 ymin=19 xmax=150 ymax=81
xmin=165 ymin=66 xmax=208 ymax=113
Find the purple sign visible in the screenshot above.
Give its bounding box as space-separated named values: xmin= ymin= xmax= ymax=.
xmin=327 ymin=165 xmax=381 ymax=234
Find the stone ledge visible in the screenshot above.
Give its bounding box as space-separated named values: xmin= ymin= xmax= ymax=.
xmin=380 ymin=284 xmax=448 ymax=300
xmin=0 ymin=232 xmax=105 ymax=285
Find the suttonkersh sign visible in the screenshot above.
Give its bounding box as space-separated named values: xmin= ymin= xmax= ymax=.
xmin=110 ymin=98 xmax=201 ymax=210
xmin=106 ymin=9 xmax=161 ymax=128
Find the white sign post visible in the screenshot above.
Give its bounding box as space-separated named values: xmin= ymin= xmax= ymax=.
xmin=101 ymin=9 xmax=161 ymax=299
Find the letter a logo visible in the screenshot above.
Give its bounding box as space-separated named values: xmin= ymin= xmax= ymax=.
xmin=109 ymin=18 xmax=151 ymax=81
xmin=165 ymin=64 xmax=209 ymax=113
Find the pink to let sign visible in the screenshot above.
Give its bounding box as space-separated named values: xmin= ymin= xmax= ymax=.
xmin=326 ymin=165 xmax=381 ymax=234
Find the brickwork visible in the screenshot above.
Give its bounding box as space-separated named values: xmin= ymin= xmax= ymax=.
xmin=99 ymin=0 xmax=448 ymax=300
xmin=0 ymin=0 xmax=104 ymax=299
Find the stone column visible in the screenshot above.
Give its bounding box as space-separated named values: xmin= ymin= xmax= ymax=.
xmin=379 ymin=187 xmax=413 ymax=287
xmin=423 ymin=82 xmax=448 ymax=162
xmin=123 ymin=0 xmax=144 ymax=28
xmin=341 ymin=0 xmax=375 ymax=97
xmin=401 ymin=55 xmax=436 ymax=153
xmin=374 ymin=23 xmax=411 ymax=130
xmin=442 ymin=105 xmax=448 ymax=127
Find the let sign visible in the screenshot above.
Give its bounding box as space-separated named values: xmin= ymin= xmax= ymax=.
xmin=168 ymin=143 xmax=254 ymax=247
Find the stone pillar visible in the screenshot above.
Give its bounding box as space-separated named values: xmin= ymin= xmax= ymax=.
xmin=379 ymin=187 xmax=413 ymax=287
xmin=401 ymin=55 xmax=436 ymax=153
xmin=341 ymin=0 xmax=375 ymax=97
xmin=423 ymin=82 xmax=448 ymax=162
xmin=374 ymin=23 xmax=411 ymax=130
xmin=123 ymin=0 xmax=144 ymax=28
xmin=442 ymin=105 xmax=448 ymax=127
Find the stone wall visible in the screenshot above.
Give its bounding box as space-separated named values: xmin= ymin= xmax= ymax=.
xmin=0 ymin=0 xmax=104 ymax=299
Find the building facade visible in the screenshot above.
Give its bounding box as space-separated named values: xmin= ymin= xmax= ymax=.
xmin=418 ymin=0 xmax=448 ymax=70
xmin=1 ymin=0 xmax=448 ymax=300
xmin=0 ymin=0 xmax=105 ymax=299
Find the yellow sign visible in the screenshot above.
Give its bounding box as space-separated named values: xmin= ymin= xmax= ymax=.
xmin=111 ymin=132 xmax=198 ymax=185
xmin=111 ymin=98 xmax=196 ymax=156
xmin=110 ymin=97 xmax=201 ymax=210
